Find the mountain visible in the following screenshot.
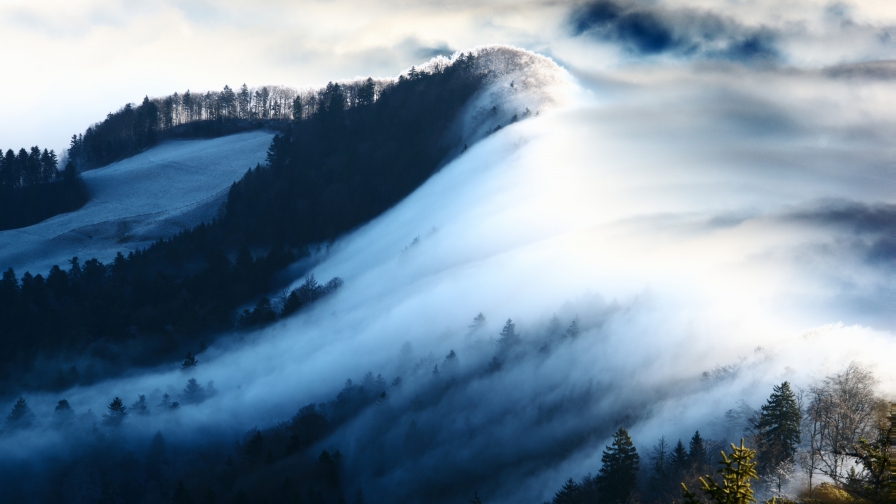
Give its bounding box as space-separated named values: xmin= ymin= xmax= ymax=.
xmin=0 ymin=46 xmax=893 ymax=504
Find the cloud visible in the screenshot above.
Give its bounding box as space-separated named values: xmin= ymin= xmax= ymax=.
xmin=780 ymin=200 xmax=896 ymax=235
xmin=570 ymin=0 xmax=779 ymax=61
xmin=824 ymin=60 xmax=896 ymax=79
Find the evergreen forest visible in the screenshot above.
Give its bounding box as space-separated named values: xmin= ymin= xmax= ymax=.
xmin=0 ymin=145 xmax=88 ymax=230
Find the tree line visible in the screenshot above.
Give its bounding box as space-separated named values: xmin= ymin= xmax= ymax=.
xmin=0 ymin=52 xmax=487 ymax=393
xmin=0 ymin=145 xmax=88 ymax=230
xmin=67 ymin=77 xmax=389 ymax=171
xmin=545 ymin=363 xmax=892 ymax=504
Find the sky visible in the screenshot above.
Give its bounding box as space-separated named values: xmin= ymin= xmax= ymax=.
xmin=1 ymin=0 xmax=895 ymax=154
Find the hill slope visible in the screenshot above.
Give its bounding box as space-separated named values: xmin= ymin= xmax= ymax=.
xmin=0 ymin=130 xmax=273 ymax=274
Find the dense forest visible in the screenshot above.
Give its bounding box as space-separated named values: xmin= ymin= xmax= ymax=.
xmin=67 ymin=78 xmax=393 ymax=170
xmin=0 ymin=52 xmax=490 ymax=392
xmin=0 ymin=146 xmax=88 ymax=230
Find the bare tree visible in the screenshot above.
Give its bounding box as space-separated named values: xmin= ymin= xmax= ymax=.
xmin=802 ymin=362 xmax=881 ymax=488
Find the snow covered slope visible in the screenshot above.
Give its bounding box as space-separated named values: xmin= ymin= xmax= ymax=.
xmin=0 ymin=130 xmax=274 ymax=274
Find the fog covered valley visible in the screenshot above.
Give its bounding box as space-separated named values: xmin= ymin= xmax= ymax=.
xmin=0 ymin=25 xmax=894 ymax=504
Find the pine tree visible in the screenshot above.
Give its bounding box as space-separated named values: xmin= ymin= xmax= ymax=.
xmin=670 ymin=439 xmax=689 ymax=475
xmin=238 ymin=84 xmax=250 ymax=119
xmin=565 ymin=318 xmax=580 ymax=338
xmin=754 ymin=381 xmax=801 ymax=473
xmin=5 ymin=397 xmax=36 ymax=430
xmin=467 ymin=313 xmax=486 ymax=335
xmin=682 ymin=439 xmax=776 ymax=504
xmin=53 ymin=399 xmax=75 ymax=426
xmin=552 ymin=478 xmax=581 ymax=504
xmin=497 ymin=319 xmax=520 ymax=349
xmin=596 ymin=427 xmax=641 ymax=504
xmin=357 ymin=77 xmax=376 ymax=106
xmin=182 ymin=351 xmax=197 ymax=369
xmin=102 ymin=397 xmax=127 ymax=427
xmin=182 ymin=378 xmax=205 ymax=404
xmin=130 ymin=395 xmax=149 ymax=416
xmin=689 ymin=430 xmax=708 ymax=470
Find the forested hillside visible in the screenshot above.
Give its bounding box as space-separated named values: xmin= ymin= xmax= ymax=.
xmin=67 ymin=79 xmax=392 ymax=170
xmin=0 ymin=145 xmax=88 ymax=230
xmin=0 ymin=51 xmax=489 ymax=391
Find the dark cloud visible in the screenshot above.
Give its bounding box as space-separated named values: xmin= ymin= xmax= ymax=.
xmin=570 ymin=0 xmax=778 ymax=62
xmin=410 ymin=42 xmax=455 ymax=60
xmin=780 ymin=200 xmax=896 ymax=265
xmin=781 ymin=200 xmax=896 ymax=234
xmin=824 ymin=60 xmax=896 ymax=80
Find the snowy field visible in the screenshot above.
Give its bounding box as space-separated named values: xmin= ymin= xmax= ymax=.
xmin=0 ymin=130 xmax=274 ymax=274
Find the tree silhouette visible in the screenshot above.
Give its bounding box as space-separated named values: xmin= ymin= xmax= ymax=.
xmin=565 ymin=318 xmax=580 ymax=338
xmin=689 ymin=430 xmax=708 ymax=470
xmin=102 ymin=397 xmax=127 ymax=427
xmin=753 ymin=381 xmax=801 ymax=473
xmin=497 ymin=319 xmax=520 ymax=349
xmin=596 ymin=427 xmax=640 ymax=504
xmin=130 ymin=394 xmax=149 ymax=416
xmin=551 ymin=478 xmax=581 ymax=504
xmin=182 ymin=351 xmax=198 ymax=369
xmin=5 ymin=397 xmax=36 ymax=431
xmin=182 ymin=378 xmax=205 ymax=404
xmin=53 ymin=399 xmax=75 ymax=427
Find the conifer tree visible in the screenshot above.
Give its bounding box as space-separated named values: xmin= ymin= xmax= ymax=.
xmin=497 ymin=319 xmax=520 ymax=349
xmin=53 ymin=399 xmax=75 ymax=426
xmin=182 ymin=351 xmax=198 ymax=369
xmin=670 ymin=439 xmax=689 ymax=475
xmin=130 ymin=395 xmax=149 ymax=416
xmin=102 ymin=397 xmax=127 ymax=427
xmin=5 ymin=397 xmax=36 ymax=431
xmin=597 ymin=427 xmax=641 ymax=504
xmin=565 ymin=318 xmax=580 ymax=338
xmin=689 ymin=430 xmax=708 ymax=470
xmin=754 ymin=381 xmax=801 ymax=472
xmin=552 ymin=478 xmax=581 ymax=504
xmin=182 ymin=378 xmax=205 ymax=404
xmin=682 ymin=439 xmax=776 ymax=504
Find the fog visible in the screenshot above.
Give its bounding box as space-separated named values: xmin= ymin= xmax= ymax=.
xmin=2 ymin=34 xmax=895 ymax=504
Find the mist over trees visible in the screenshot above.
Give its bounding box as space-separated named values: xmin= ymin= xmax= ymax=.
xmin=546 ymin=362 xmax=893 ymax=504
xmin=2 ymin=296 xmax=890 ymax=504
